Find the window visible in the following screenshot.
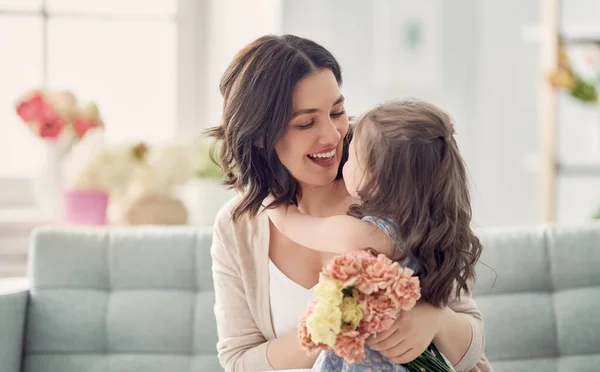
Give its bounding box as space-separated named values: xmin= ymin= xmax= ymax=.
xmin=0 ymin=0 xmax=204 ymax=206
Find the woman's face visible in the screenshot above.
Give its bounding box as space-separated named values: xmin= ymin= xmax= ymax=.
xmin=275 ymin=69 xmax=349 ymax=188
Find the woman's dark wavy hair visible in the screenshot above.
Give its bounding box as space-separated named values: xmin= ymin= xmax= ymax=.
xmin=205 ymin=34 xmax=349 ymax=221
xmin=349 ymin=99 xmax=483 ymax=307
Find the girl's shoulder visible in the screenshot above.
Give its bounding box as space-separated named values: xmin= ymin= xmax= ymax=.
xmin=361 ymin=216 xmax=400 ymax=242
xmin=361 ymin=216 xmax=420 ymax=271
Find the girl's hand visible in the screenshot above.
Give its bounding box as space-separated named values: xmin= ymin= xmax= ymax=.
xmin=366 ymin=301 xmax=445 ymax=364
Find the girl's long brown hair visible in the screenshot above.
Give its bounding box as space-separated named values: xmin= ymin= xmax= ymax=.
xmin=349 ymin=99 xmax=483 ymax=307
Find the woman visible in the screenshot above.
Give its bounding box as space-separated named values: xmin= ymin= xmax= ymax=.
xmin=207 ymin=34 xmax=491 ymax=372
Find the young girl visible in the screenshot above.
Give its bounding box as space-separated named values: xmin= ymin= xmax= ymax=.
xmin=265 ymin=98 xmax=484 ymax=371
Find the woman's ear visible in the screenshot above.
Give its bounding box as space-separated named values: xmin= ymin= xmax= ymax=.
xmin=255 ymin=137 xmax=264 ymax=148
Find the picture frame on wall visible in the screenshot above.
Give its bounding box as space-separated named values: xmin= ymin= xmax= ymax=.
xmin=372 ymin=0 xmax=442 ymax=89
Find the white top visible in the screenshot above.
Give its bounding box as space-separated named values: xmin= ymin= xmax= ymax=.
xmin=268 ymin=260 xmax=315 ymax=372
xmin=268 ymin=260 xmax=316 ymax=337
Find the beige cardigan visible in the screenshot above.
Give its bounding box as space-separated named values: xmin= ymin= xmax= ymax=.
xmin=211 ymin=198 xmax=493 ymax=372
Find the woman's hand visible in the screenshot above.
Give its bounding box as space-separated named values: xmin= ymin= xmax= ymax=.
xmin=366 ymin=301 xmax=445 ymax=364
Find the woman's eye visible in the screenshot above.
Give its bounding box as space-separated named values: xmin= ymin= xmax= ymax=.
xmin=331 ymin=110 xmax=346 ymax=118
xmin=298 ymin=121 xmax=314 ymax=129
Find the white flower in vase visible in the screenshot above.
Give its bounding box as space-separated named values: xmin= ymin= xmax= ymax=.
xmin=129 ymin=140 xmax=195 ymax=198
xmin=123 ymin=140 xmax=195 ymax=225
xmin=63 ymin=129 xmax=140 ymax=196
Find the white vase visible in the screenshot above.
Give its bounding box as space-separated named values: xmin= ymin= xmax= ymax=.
xmin=179 ymin=179 xmax=237 ymax=227
xmin=32 ymin=141 xmax=69 ymax=218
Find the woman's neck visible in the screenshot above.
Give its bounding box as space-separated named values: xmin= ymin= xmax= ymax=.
xmin=297 ymin=179 xmax=354 ymax=217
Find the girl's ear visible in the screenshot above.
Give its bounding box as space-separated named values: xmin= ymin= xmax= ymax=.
xmin=255 ymin=137 xmax=264 ymax=148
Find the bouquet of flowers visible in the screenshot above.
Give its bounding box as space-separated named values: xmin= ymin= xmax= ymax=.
xmin=15 ymin=89 xmax=103 ymax=143
xmin=298 ymin=250 xmax=453 ymax=372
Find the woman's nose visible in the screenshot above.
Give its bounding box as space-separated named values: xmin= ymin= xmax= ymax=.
xmin=319 ymin=118 xmax=342 ymax=145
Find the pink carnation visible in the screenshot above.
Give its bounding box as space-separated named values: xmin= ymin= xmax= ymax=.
xmin=323 ymin=252 xmax=363 ymax=286
xmin=354 ymin=254 xmax=398 ymax=294
xmin=359 ymin=292 xmax=398 ymax=335
xmin=333 ymin=328 xmax=365 ymax=364
xmin=388 ymin=267 xmax=421 ymax=311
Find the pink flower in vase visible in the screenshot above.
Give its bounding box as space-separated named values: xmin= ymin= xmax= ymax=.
xmin=31 ymin=101 xmax=66 ymax=139
xmin=73 ymin=102 xmax=103 ymax=138
xmin=16 ymin=93 xmax=46 ymax=122
xmin=37 ymin=115 xmax=66 ymax=139
xmin=73 ymin=117 xmax=100 ymax=138
xmin=17 ymin=91 xmax=66 ymax=140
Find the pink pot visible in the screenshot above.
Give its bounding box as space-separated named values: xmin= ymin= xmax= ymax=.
xmin=62 ymin=190 xmax=109 ymax=225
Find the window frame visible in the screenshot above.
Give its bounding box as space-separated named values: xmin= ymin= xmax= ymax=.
xmin=0 ymin=0 xmax=208 ymax=207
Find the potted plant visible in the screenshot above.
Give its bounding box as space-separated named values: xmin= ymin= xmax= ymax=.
xmin=61 ymin=128 xmax=140 ymax=225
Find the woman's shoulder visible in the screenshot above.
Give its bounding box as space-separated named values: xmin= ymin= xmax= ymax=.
xmin=214 ymin=194 xmax=266 ymax=231
xmin=212 ymin=193 xmax=269 ymax=254
xmin=214 ymin=193 xmax=241 ymax=228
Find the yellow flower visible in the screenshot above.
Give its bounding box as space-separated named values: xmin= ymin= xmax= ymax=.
xmin=306 ymin=302 xmax=342 ymax=347
xmin=341 ymin=296 xmax=363 ymax=329
xmin=314 ymin=276 xmax=344 ymax=307
xmin=547 ymin=69 xmax=575 ymax=90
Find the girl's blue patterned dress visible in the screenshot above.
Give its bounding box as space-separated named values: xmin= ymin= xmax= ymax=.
xmin=310 ymin=216 xmax=455 ymax=372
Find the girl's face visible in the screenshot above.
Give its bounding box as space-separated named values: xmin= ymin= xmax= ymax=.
xmin=342 ymin=136 xmax=368 ymax=199
xmin=275 ymin=69 xmax=349 ymax=188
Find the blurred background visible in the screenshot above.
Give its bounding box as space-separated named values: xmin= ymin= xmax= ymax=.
xmin=1 ymin=0 xmax=599 ymax=276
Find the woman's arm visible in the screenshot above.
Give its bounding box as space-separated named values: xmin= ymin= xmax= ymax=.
xmin=212 ymin=227 xmax=272 ymax=372
xmin=440 ymin=291 xmax=489 ymax=372
xmin=212 ymin=211 xmax=317 ymax=371
xmin=266 ymin=202 xmax=396 ymax=257
xmin=432 ymin=305 xmax=476 ymax=366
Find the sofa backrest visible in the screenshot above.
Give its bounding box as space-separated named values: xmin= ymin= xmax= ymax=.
xmin=472 ymin=223 xmax=600 ymax=372
xmin=25 ymin=227 xmax=222 ymax=372
xmin=26 ymin=223 xmax=600 ymax=372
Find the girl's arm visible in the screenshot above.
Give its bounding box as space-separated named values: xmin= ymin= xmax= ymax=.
xmin=265 ymin=201 xmax=396 ymax=257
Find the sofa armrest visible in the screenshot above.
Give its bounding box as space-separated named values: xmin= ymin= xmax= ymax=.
xmin=0 ymin=279 xmax=29 ymax=372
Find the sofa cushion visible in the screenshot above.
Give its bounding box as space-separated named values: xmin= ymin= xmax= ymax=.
xmin=25 ymin=226 xmax=221 ymax=372
xmin=473 ymin=223 xmax=600 ymax=372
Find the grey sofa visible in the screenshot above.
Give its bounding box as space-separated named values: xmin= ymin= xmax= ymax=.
xmin=1 ymin=223 xmax=600 ymax=372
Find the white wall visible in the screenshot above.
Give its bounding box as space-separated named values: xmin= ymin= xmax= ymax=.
xmin=282 ymin=0 xmax=475 ymax=145
xmin=466 ymin=0 xmax=540 ymax=227
xmin=205 ymin=0 xmax=282 ymax=128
